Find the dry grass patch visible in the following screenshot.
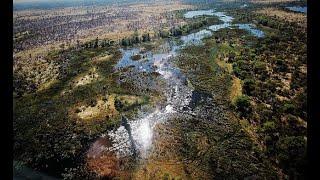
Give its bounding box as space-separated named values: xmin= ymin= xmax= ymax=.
xmin=280 ymin=72 xmax=292 ymax=91
xmin=275 ymin=94 xmax=290 ymax=102
xmin=216 ymin=58 xmax=233 ymax=73
xmin=87 ymin=153 xmax=120 ymax=177
xmin=255 ymin=8 xmax=307 ymax=27
xmin=239 ymin=118 xmax=265 ymax=151
xmin=230 ymin=77 xmax=243 ymax=104
xmin=37 ymin=79 xmax=59 ymax=92
xmin=133 ymin=159 xmax=187 ymax=180
xmin=74 ymin=67 xmax=100 ymax=87
xmin=14 ymin=42 xmax=68 ymax=59
xmin=86 ymin=137 xmax=131 ymax=178
xmin=14 ymin=1 xmax=191 ymax=59
xmin=92 ymin=54 xmax=114 ymax=64
xmin=74 ymin=94 xmax=118 ymax=121
xmin=116 ymin=95 xmax=146 ymax=106
xmin=72 ymin=94 xmax=146 ymax=121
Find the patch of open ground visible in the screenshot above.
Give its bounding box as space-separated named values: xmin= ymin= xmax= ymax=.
xmin=13 ymin=1 xmax=193 ymax=59
xmin=75 ymin=95 xmax=118 ymax=121
xmin=72 ymin=94 xmax=147 ymax=121
xmin=74 ymin=67 xmax=100 ymax=87
xmin=230 ymin=77 xmax=243 ymax=104
xmin=92 ymin=53 xmax=114 ymax=64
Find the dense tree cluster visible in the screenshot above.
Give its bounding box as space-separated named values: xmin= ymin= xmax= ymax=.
xmin=121 ymin=32 xmax=151 ymax=46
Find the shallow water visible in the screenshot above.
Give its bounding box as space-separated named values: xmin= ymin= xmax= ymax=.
xmin=90 ymin=8 xmax=266 ymax=161
xmin=236 ymin=24 xmax=265 ymax=38
xmin=116 ymin=48 xmax=154 ymax=73
xmin=109 ymin=41 xmax=194 ymax=157
xmin=208 ymin=23 xmax=231 ymax=32
xmin=181 ymin=29 xmax=213 ymax=45
xmin=184 ymin=9 xmax=215 ymax=18
xmin=241 ymin=4 xmax=248 ymax=8
xmin=286 ymin=6 xmax=307 ymax=13
xmin=212 ymin=11 xmax=234 ymax=23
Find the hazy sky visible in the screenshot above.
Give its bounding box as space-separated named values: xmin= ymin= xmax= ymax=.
xmin=13 ymin=0 xmax=84 ymax=3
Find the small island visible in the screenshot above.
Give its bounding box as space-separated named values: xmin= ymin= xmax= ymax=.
xmin=131 ymin=54 xmax=142 ymax=61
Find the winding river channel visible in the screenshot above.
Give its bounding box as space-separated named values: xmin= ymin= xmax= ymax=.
xmin=286 ymin=6 xmax=307 ymax=13
xmin=88 ymin=9 xmax=265 ymax=162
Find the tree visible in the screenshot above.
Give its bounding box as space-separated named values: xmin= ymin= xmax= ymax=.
xmin=132 ymin=30 xmax=140 ymax=44
xmin=94 ymin=37 xmax=99 ymax=48
xmin=114 ymin=98 xmax=124 ymax=111
xmin=142 ymin=33 xmax=151 ymax=42
xmin=121 ymin=38 xmax=130 ymax=46
xmin=170 ymin=27 xmax=183 ymax=36
xmin=76 ymin=40 xmax=80 ymax=49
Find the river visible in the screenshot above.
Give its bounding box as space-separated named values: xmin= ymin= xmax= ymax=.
xmin=87 ymin=8 xmax=265 ymax=165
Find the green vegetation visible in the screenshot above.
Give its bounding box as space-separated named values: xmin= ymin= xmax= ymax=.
xmin=214 ymin=8 xmax=306 ymax=179
xmin=235 ymin=95 xmax=252 ymax=118
xmin=175 ymin=35 xmax=278 ymax=179
xmin=13 ymin=43 xmax=158 ymax=178
xmin=171 ymin=16 xmax=222 ymax=37
xmin=174 ymin=4 xmax=306 ymax=178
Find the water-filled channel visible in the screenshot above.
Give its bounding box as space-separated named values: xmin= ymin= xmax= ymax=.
xmin=88 ymin=8 xmax=265 ymax=160
xmin=286 ymin=6 xmax=307 ymax=13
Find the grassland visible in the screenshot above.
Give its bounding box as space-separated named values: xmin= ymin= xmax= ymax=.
xmin=256 ymin=7 xmax=307 ymax=28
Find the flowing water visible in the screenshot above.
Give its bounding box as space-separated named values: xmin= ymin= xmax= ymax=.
xmin=286 ymin=6 xmax=307 ymax=13
xmin=88 ymin=8 xmax=265 ymax=163
xmin=236 ymin=24 xmax=265 ymax=38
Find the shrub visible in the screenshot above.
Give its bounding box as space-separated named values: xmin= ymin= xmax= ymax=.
xmin=262 ymin=121 xmax=276 ymax=133
xmin=276 ymin=136 xmax=306 ymax=178
xmin=275 ymin=59 xmax=288 ymax=72
xmin=243 ymin=78 xmax=255 ymax=96
xmin=282 ymin=102 xmax=295 ymax=114
xmin=159 ymin=30 xmax=170 ymax=38
xmin=163 ymin=173 xmax=170 ymax=180
xmin=253 ymin=61 xmax=267 ymax=75
xmin=131 ymin=54 xmax=142 ymax=61
xmin=114 ymin=98 xmax=124 ymax=111
xmin=293 ymin=90 xmax=307 ymax=119
xmin=235 ymin=95 xmax=252 ymax=118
